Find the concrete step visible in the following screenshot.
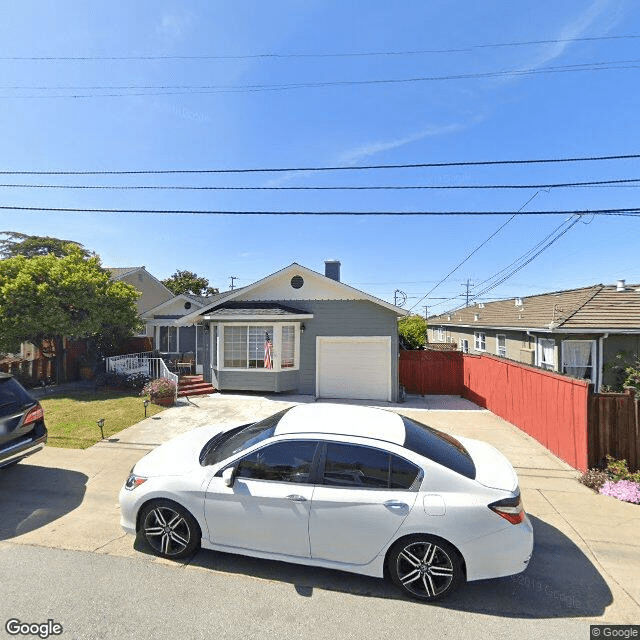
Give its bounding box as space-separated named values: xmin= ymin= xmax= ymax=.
xmin=178 ymin=387 xmax=215 ymax=397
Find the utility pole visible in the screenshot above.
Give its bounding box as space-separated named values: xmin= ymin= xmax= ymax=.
xmin=229 ymin=276 xmax=238 ymax=290
xmin=462 ymin=279 xmax=473 ymax=306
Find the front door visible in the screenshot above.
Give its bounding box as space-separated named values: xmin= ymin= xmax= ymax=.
xmin=309 ymin=442 xmax=420 ymax=565
xmin=204 ymin=440 xmax=318 ymax=557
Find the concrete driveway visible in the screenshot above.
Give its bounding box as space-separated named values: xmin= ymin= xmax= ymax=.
xmin=0 ymin=392 xmax=638 ymax=624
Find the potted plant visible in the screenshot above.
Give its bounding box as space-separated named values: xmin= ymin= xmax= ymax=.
xmin=141 ymin=377 xmax=177 ymax=407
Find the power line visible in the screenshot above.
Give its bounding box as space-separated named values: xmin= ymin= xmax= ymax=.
xmin=2 ymin=205 xmax=640 ymax=216
xmin=429 ymin=215 xmax=582 ymax=313
xmin=1 ymin=153 xmax=639 ymax=175
xmin=0 ymin=177 xmax=639 ymax=191
xmin=2 ymin=34 xmax=638 ymax=61
xmin=455 ymin=216 xmax=583 ymax=307
xmin=1 ymin=59 xmax=639 ymax=97
xmin=408 ymin=190 xmax=545 ymax=312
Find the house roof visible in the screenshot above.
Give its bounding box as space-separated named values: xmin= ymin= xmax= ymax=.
xmin=105 ymin=266 xmax=140 ymax=278
xmin=203 ymin=302 xmax=313 ymax=319
xmin=178 ymin=262 xmax=408 ymax=325
xmin=430 ymin=283 xmax=640 ymax=332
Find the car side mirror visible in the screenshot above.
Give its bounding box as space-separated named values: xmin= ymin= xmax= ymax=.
xmin=222 ymin=466 xmax=236 ymax=487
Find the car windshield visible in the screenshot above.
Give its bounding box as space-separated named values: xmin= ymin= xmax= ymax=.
xmin=401 ymin=417 xmax=476 ymax=480
xmin=201 ymin=408 xmax=292 ymax=466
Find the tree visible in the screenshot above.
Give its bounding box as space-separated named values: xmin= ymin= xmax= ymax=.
xmin=0 ymin=231 xmax=91 ymax=259
xmin=162 ymin=270 xmax=219 ymax=297
xmin=0 ymin=248 xmax=140 ymax=381
xmin=398 ymin=315 xmax=427 ymax=350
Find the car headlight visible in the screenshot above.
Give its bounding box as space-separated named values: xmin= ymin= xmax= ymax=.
xmin=124 ymin=474 xmax=147 ymax=491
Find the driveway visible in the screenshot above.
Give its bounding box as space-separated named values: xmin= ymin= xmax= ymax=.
xmin=0 ymin=392 xmax=638 ymax=624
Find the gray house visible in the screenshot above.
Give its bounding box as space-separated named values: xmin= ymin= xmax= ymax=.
xmin=172 ymin=261 xmax=408 ymax=401
xmin=428 ymin=280 xmax=640 ymax=391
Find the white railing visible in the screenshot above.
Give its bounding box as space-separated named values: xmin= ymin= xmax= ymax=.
xmin=106 ymin=352 xmax=155 ymax=375
xmin=105 ymin=352 xmax=178 ymax=401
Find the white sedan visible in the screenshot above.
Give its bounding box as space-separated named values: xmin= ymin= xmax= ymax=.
xmin=119 ymin=403 xmax=533 ymax=600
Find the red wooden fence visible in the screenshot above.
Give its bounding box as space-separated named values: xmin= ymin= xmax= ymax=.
xmin=399 ymin=350 xmax=464 ymax=396
xmin=462 ymin=354 xmax=591 ymax=470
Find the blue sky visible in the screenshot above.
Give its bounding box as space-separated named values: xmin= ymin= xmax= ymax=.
xmin=1 ymin=1 xmax=639 ymax=313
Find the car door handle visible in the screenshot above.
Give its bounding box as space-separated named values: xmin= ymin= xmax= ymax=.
xmin=287 ymin=494 xmax=308 ymax=502
xmin=384 ymin=500 xmax=408 ymax=509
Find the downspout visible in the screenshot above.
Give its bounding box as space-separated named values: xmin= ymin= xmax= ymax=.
xmin=598 ymin=333 xmax=608 ymax=392
xmin=526 ymin=331 xmax=536 ymax=365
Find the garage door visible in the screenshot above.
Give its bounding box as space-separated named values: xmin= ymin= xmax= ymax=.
xmin=316 ymin=336 xmax=391 ymax=401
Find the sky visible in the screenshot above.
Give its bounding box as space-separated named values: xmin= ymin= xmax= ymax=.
xmin=0 ymin=0 xmax=639 ymax=314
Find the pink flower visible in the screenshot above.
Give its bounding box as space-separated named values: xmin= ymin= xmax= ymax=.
xmin=599 ymin=480 xmax=640 ymax=504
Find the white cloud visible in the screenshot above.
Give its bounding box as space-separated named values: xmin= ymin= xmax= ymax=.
xmin=156 ymin=11 xmax=194 ymax=41
xmin=519 ymin=0 xmax=627 ymax=71
xmin=337 ymin=122 xmax=470 ymax=165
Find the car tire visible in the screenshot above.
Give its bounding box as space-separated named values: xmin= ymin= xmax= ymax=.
xmin=139 ymin=499 xmax=201 ymax=560
xmin=387 ymin=535 xmax=464 ymax=601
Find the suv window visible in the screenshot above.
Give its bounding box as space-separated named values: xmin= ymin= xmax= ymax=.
xmin=401 ymin=417 xmax=476 ymax=480
xmin=322 ymin=442 xmax=419 ymax=490
xmin=235 ymin=440 xmax=318 ymax=483
xmin=0 ymin=376 xmax=33 ymax=416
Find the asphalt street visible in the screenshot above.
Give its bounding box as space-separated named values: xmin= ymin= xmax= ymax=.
xmin=1 ymin=543 xmax=593 ymax=640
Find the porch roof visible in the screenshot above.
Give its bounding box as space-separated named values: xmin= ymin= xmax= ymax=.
xmin=202 ymin=302 xmax=314 ymax=321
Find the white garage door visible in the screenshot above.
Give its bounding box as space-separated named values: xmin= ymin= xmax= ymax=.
xmin=316 ymin=336 xmax=392 ymax=401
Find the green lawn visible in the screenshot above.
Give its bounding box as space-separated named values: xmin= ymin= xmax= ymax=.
xmin=40 ymin=389 xmax=165 ymax=449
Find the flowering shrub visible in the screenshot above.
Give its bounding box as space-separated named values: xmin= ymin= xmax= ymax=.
xmin=141 ymin=377 xmax=177 ymax=398
xmin=599 ymin=480 xmax=640 ymax=504
xmin=580 ymin=456 xmax=640 ymax=503
xmin=579 ymin=468 xmax=610 ymax=491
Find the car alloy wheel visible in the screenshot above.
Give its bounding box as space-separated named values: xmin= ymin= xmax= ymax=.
xmin=388 ymin=535 xmax=463 ymax=601
xmin=140 ymin=500 xmax=200 ymax=559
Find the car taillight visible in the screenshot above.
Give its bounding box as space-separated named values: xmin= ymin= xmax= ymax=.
xmin=488 ymin=494 xmax=525 ymax=525
xmin=23 ymin=405 xmax=44 ymax=425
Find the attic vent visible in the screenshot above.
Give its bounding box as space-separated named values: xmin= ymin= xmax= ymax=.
xmin=617 ymin=279 xmax=626 ymax=292
xmin=290 ymin=275 xmax=304 ymax=289
xmin=446 ymin=315 xmax=451 ymax=321
xmin=474 ymin=313 xmax=480 ymax=321
xmin=478 ymin=302 xmax=485 ymax=308
xmin=515 ymin=298 xmax=523 ymax=306
xmin=184 ymin=302 xmax=192 ymax=310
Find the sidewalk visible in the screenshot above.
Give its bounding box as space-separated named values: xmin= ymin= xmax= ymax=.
xmin=1 ymin=392 xmax=638 ymax=622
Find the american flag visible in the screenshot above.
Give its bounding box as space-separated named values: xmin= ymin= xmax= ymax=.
xmin=264 ymin=331 xmax=273 ymax=369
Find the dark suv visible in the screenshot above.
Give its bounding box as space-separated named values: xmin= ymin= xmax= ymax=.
xmin=0 ymin=373 xmax=47 ymax=469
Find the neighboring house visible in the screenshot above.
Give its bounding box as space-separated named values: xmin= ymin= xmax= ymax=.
xmin=106 ymin=266 xmax=175 ymax=337
xmin=428 ymin=280 xmax=640 ymax=391
xmin=144 ymin=261 xmax=408 ymax=401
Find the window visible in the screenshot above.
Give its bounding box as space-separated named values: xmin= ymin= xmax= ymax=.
xmin=159 ymin=326 xmax=177 ymax=352
xmin=202 ymin=408 xmax=291 ymax=466
xmin=322 ymin=443 xmax=420 ymax=489
xmin=236 ymin=440 xmax=318 ymax=483
xmin=281 ymin=326 xmax=295 ymax=368
xmin=496 ymin=334 xmax=507 ymax=357
xmin=436 ymin=327 xmax=445 ymax=341
xmin=224 ymin=325 xmax=274 ymax=369
xmin=460 ymin=339 xmax=469 ymax=353
xmin=474 ymin=332 xmax=486 ymax=351
xmin=562 ymin=340 xmax=596 ymax=381
xmin=537 ymin=338 xmax=555 ymax=370
xmin=401 ymin=417 xmax=476 ymax=480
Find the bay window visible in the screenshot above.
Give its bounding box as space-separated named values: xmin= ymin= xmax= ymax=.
xmin=221 ymin=324 xmax=298 ymax=370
